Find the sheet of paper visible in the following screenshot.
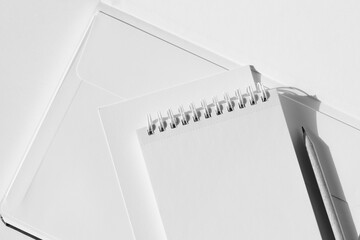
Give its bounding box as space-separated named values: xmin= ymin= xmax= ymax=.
xmin=98 ymin=68 xmax=319 ymax=240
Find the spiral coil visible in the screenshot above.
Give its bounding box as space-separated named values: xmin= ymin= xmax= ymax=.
xmin=146 ymin=82 xmax=269 ymax=135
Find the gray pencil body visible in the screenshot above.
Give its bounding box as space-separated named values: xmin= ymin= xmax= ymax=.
xmin=302 ymin=127 xmax=345 ymax=240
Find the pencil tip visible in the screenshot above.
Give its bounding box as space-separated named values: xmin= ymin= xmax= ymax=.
xmin=301 ymin=126 xmax=305 ymax=134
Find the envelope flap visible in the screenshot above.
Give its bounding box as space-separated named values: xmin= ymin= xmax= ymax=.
xmin=76 ymin=12 xmax=232 ymax=98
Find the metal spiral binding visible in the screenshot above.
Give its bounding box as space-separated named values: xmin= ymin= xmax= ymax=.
xmin=146 ymin=83 xmax=269 ymax=135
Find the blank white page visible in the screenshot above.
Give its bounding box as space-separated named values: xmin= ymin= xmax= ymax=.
xmin=137 ymin=89 xmax=321 ymax=240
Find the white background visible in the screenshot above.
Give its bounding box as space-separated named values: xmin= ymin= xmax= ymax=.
xmin=1 ymin=0 xmax=360 ymax=239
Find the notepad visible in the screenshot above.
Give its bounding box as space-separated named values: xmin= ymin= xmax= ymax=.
xmin=99 ymin=67 xmax=257 ymax=240
xmin=99 ymin=69 xmax=322 ymax=239
xmin=136 ymin=88 xmax=321 ymax=239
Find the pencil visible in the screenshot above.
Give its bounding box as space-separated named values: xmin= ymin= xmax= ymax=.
xmin=302 ymin=127 xmax=344 ymax=240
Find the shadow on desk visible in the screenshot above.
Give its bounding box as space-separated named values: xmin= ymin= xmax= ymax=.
xmin=280 ymin=88 xmax=358 ymax=240
xmin=252 ymin=67 xmax=358 ymax=239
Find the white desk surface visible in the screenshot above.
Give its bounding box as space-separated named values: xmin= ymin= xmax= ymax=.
xmin=1 ymin=0 xmax=360 ymax=239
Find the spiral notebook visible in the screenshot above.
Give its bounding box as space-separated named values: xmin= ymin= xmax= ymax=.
xmin=135 ymin=87 xmax=321 ymax=239
xmin=99 ymin=69 xmax=322 ymax=239
xmin=99 ymin=68 xmax=257 ymax=240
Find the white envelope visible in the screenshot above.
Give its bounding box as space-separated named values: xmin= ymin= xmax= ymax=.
xmin=0 ymin=3 xmax=240 ymax=239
